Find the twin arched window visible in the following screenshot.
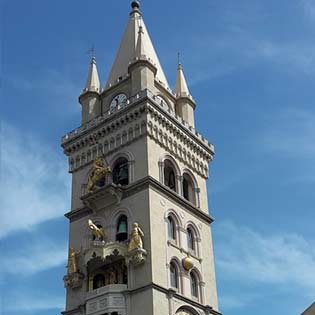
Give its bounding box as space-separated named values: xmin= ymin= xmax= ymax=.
xmin=161 ymin=158 xmax=198 ymax=206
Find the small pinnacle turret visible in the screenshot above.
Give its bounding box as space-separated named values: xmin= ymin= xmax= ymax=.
xmin=174 ymin=62 xmax=196 ymax=128
xmin=135 ymin=26 xmax=145 ymax=59
xmin=175 ymin=63 xmax=191 ymax=98
xmin=84 ymin=56 xmax=100 ymax=93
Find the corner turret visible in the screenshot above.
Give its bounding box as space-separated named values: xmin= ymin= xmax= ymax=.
xmin=175 ymin=62 xmax=196 ymax=127
xmin=79 ymin=56 xmax=101 ymax=124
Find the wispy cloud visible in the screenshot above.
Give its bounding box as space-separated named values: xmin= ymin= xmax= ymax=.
xmin=216 ymin=221 xmax=315 ymax=294
xmin=5 ymin=68 xmax=81 ymax=116
xmin=0 ymin=122 xmax=70 ymax=239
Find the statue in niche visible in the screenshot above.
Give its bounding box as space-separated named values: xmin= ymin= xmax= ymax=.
xmin=68 ymin=247 xmax=78 ymax=275
xmin=108 ymin=267 xmax=116 ymax=284
xmin=128 ymin=222 xmax=144 ymax=252
xmin=88 ymin=219 xmax=106 ymax=241
xmin=87 ymin=158 xmax=111 ymax=192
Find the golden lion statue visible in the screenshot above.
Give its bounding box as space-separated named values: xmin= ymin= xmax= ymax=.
xmin=87 ymin=158 xmax=111 ymax=192
xmin=88 ymin=219 xmax=106 ymax=241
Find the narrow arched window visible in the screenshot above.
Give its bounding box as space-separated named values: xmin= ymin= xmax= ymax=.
xmin=112 ymin=158 xmax=129 ymax=186
xmin=187 ymin=228 xmax=195 ymax=252
xmin=168 ymin=216 xmax=176 ymax=241
xmin=116 ymin=215 xmax=128 ymax=242
xmin=93 ymin=274 xmax=105 ymax=290
xmin=170 ymin=262 xmax=178 ymax=289
xmin=164 ymin=160 xmax=176 ymax=192
xmin=182 ymin=173 xmax=196 ymax=204
xmin=190 ymin=272 xmax=198 ymax=298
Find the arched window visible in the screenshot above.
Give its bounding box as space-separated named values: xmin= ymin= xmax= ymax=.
xmin=116 ymin=215 xmax=128 ymax=242
xmin=170 ymin=262 xmax=178 ymax=289
xmin=167 ymin=216 xmax=176 ymax=241
xmin=93 ymin=274 xmax=105 ymax=290
xmin=182 ymin=173 xmax=196 ymax=205
xmin=112 ymin=158 xmax=129 ymax=186
xmin=164 ymin=160 xmax=177 ymax=192
xmin=187 ymin=228 xmax=195 ymax=253
xmin=190 ymin=272 xmax=198 ymax=298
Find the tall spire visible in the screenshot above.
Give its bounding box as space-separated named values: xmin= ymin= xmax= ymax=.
xmin=175 ymin=62 xmax=191 ymax=98
xmin=105 ymin=2 xmax=170 ymax=90
xmin=84 ymin=56 xmax=100 ymax=93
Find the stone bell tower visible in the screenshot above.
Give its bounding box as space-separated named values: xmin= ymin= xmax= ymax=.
xmin=61 ymin=2 xmax=222 ymax=315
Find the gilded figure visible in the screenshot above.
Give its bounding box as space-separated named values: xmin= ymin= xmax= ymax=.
xmin=68 ymin=247 xmax=78 ymax=275
xmin=88 ymin=219 xmax=106 ymax=241
xmin=128 ymin=222 xmax=144 ymax=252
xmin=87 ymin=158 xmax=111 ymax=192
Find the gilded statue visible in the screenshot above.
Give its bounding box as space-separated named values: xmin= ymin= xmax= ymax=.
xmin=68 ymin=247 xmax=78 ymax=275
xmin=88 ymin=219 xmax=106 ymax=241
xmin=87 ymin=158 xmax=111 ymax=192
xmin=128 ymin=222 xmax=144 ymax=252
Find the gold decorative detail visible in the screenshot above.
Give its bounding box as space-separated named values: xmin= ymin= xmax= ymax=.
xmin=88 ymin=219 xmax=106 ymax=241
xmin=68 ymin=247 xmax=78 ymax=275
xmin=182 ymin=257 xmax=194 ymax=271
xmin=128 ymin=223 xmax=144 ymax=252
xmin=87 ymin=158 xmax=111 ymax=192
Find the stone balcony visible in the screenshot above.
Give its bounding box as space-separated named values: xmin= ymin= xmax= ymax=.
xmin=86 ymin=284 xmax=128 ymax=315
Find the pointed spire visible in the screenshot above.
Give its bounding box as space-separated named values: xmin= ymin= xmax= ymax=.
xmin=84 ymin=56 xmax=100 ymax=93
xmin=175 ymin=62 xmax=191 ymax=98
xmin=105 ymin=3 xmax=170 ymax=90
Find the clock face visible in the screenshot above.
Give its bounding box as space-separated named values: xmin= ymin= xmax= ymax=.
xmin=110 ymin=94 xmax=127 ymax=112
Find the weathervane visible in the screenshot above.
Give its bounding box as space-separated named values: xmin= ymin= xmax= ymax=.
xmin=86 ymin=45 xmax=95 ymax=59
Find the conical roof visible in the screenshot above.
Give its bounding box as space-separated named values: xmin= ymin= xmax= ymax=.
xmin=105 ymin=4 xmax=169 ymax=90
xmin=175 ymin=63 xmax=190 ymax=98
xmin=84 ymin=57 xmax=100 ymax=93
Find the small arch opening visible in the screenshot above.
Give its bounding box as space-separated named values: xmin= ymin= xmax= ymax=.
xmin=164 ymin=160 xmax=177 ymax=192
xmin=112 ymin=158 xmax=129 ymax=186
xmin=93 ymin=274 xmax=105 ymax=290
xmin=116 ymin=215 xmax=128 ymax=242
xmin=170 ymin=261 xmax=179 ymax=289
xmin=167 ymin=216 xmax=176 ymax=241
xmin=182 ymin=173 xmax=196 ymax=204
xmin=187 ymin=228 xmax=195 ymax=253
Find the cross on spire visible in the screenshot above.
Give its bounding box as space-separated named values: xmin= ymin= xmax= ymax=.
xmin=87 ymin=45 xmax=95 ymax=59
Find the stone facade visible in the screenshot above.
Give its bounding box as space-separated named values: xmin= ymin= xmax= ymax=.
xmin=61 ymin=2 xmax=222 ymax=315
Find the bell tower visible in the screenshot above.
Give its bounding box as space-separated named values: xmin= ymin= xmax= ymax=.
xmin=61 ymin=2 xmax=222 ymax=315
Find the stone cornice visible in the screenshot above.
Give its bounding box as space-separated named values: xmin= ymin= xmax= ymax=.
xmin=65 ymin=176 xmax=214 ymax=224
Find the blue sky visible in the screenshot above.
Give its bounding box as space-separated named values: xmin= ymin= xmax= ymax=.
xmin=1 ymin=0 xmax=315 ymax=314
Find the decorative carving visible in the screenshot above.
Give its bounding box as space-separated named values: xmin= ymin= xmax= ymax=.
xmin=128 ymin=223 xmax=144 ymax=252
xmin=88 ymin=219 xmax=106 ymax=241
xmin=63 ymin=272 xmax=84 ymax=289
xmin=127 ymin=248 xmax=147 ymax=266
xmin=87 ymin=158 xmax=111 ymax=192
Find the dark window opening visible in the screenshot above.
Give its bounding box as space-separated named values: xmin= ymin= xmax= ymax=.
xmin=93 ymin=274 xmax=105 ymax=290
xmin=190 ymin=273 xmax=198 ymax=298
xmin=164 ymin=160 xmax=176 ymax=192
xmin=187 ymin=228 xmax=195 ymax=252
xmin=116 ymin=215 xmax=128 ymax=242
xmin=170 ymin=262 xmax=178 ymax=289
xmin=112 ymin=158 xmax=129 ymax=186
xmin=168 ymin=216 xmax=176 ymax=241
xmin=182 ymin=173 xmax=196 ymax=204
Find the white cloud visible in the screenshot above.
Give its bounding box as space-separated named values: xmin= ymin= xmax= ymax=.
xmin=0 ymin=122 xmax=71 ymax=239
xmin=1 ymin=239 xmax=68 ymax=276
xmin=216 ymin=221 xmax=315 ymax=293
